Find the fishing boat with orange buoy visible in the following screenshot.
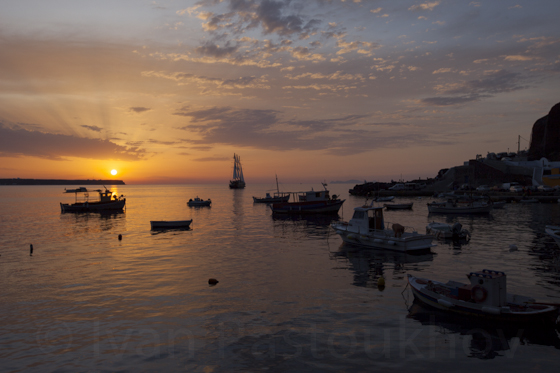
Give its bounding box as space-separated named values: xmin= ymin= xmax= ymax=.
xmin=407 ymin=269 xmax=559 ymax=324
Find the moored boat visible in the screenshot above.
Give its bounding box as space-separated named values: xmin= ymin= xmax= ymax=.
xmin=384 ymin=202 xmax=413 ymax=210
xmin=253 ymin=193 xmax=290 ymax=203
xmin=427 ymin=199 xmax=492 ymax=214
xmin=545 ymin=225 xmax=560 ymax=248
xmin=331 ymin=204 xmax=434 ymax=252
xmin=270 ymin=183 xmax=344 ymax=214
xmin=426 ymin=221 xmax=470 ymax=240
xmin=375 ymin=196 xmax=395 ymax=202
xmin=253 ymin=175 xmax=290 ymax=203
xmin=60 ymin=186 xmax=126 ymax=212
xmin=150 ymin=220 xmax=192 ymax=229
xmin=187 ymin=197 xmax=211 ymax=207
xmin=407 ymin=269 xmax=559 ymax=324
xmin=229 ymin=153 xmax=246 ymax=189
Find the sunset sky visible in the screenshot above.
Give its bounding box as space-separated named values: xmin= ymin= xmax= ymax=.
xmin=1 ymin=0 xmax=559 ymax=184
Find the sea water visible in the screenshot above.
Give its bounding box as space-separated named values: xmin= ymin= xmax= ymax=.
xmin=1 ymin=184 xmax=560 ymax=372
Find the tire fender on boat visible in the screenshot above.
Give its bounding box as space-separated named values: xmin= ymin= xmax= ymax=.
xmin=471 ymin=285 xmax=488 ymax=303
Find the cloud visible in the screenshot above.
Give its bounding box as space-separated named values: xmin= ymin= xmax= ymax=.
xmin=503 ymin=55 xmax=535 ymax=61
xmin=129 ymin=107 xmax=151 ymax=113
xmin=421 ymin=70 xmax=526 ymax=106
xmin=408 ymin=1 xmax=440 ymax=11
xmin=193 ymin=156 xmax=230 ymax=162
xmin=171 ymin=106 xmax=440 ymax=155
xmin=81 ymin=125 xmax=103 ymax=132
xmin=0 ymin=122 xmax=145 ymax=161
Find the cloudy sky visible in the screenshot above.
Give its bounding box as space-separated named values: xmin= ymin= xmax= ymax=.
xmin=1 ymin=0 xmax=559 ymax=184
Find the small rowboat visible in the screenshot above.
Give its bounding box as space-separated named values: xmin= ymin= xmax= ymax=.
xmin=545 ymin=225 xmax=560 ymax=248
xmin=384 ymin=202 xmax=413 ymax=210
xmin=187 ymin=197 xmax=211 ymax=207
xmin=150 ymin=220 xmax=192 ymax=229
xmin=408 ymin=270 xmax=558 ymax=324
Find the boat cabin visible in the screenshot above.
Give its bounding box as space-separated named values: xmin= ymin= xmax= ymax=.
xmin=348 ymin=206 xmax=385 ymax=232
xmin=98 ymin=189 xmax=116 ymax=202
xmin=466 ymin=269 xmax=507 ymax=307
xmin=298 ymin=189 xmax=332 ymax=202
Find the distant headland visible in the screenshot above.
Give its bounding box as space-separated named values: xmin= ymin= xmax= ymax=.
xmin=0 ymin=179 xmax=126 ymax=186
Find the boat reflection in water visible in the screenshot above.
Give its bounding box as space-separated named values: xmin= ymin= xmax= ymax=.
xmin=271 ymin=213 xmax=340 ymax=240
xmin=331 ymin=243 xmax=435 ymax=288
xmin=406 ymin=300 xmax=560 ymax=359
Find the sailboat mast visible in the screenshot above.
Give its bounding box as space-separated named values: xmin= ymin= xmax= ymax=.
xmin=237 ymin=154 xmax=244 ymax=181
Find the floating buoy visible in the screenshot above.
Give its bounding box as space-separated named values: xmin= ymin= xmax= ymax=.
xmin=208 ymin=278 xmax=219 ymax=285
xmin=30 ymin=244 xmax=33 ymax=256
xmin=509 ymin=244 xmax=518 ymax=252
xmin=118 ymin=234 xmax=122 ymax=241
xmin=377 ymin=276 xmax=385 ymax=291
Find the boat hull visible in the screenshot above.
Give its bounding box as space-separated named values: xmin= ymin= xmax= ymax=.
xmin=150 ymin=220 xmax=192 ymax=229
xmin=270 ymin=199 xmax=345 ymax=214
xmin=384 ymin=203 xmax=413 ymax=210
xmin=229 ymin=180 xmax=246 ymax=189
xmin=60 ymin=199 xmax=126 ymax=213
xmin=545 ymin=225 xmax=560 ymax=248
xmin=187 ymin=201 xmax=211 ymax=207
xmin=408 ymin=275 xmax=559 ymax=325
xmin=332 ymin=225 xmax=434 ymax=252
xmin=427 ymin=203 xmax=492 ymax=214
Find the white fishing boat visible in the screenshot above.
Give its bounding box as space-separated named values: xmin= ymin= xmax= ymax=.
xmin=427 ymin=199 xmax=492 ymax=214
xmin=375 ymin=196 xmax=395 ymax=202
xmin=187 ymin=197 xmax=211 ymax=207
xmin=545 ymin=225 xmax=560 ymax=248
xmin=384 ymin=202 xmax=413 ymax=210
xmin=64 ymin=187 xmax=87 ymax=193
xmin=229 ymin=153 xmax=246 ymax=189
xmin=60 ymin=186 xmax=126 ymax=212
xmin=426 ymin=221 xmax=470 ymax=240
xmin=408 ymin=269 xmax=559 ymax=324
xmin=150 ymin=220 xmax=192 ymax=229
xmin=331 ymin=204 xmax=434 ymax=252
xmin=253 ymin=175 xmax=290 ymax=203
xmin=270 ymin=183 xmax=344 ymax=214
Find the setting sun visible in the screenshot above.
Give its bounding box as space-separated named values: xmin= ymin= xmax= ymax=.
xmin=111 ymin=169 xmax=117 ymax=176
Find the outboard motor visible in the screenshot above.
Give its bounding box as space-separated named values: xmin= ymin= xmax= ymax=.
xmin=452 ymin=222 xmax=463 ymax=237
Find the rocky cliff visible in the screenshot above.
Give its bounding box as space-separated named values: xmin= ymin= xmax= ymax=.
xmin=528 ymin=102 xmax=560 ymax=160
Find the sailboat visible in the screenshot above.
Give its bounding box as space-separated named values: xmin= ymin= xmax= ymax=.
xmin=229 ymin=153 xmax=246 ymax=189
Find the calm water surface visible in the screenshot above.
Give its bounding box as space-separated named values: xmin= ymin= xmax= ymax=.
xmin=1 ymin=184 xmax=560 ymax=372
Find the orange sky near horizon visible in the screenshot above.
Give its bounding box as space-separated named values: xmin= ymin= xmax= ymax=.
xmin=1 ymin=1 xmax=559 ymax=184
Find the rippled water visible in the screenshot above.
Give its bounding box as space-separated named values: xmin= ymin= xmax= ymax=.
xmin=1 ymin=184 xmax=560 ymax=372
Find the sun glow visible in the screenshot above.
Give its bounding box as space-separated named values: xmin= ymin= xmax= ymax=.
xmin=111 ymin=169 xmax=117 ymax=176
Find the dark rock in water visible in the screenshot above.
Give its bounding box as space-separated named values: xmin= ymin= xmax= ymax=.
xmin=528 ymin=102 xmax=560 ymax=161
xmin=208 ymin=278 xmax=219 ymax=285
